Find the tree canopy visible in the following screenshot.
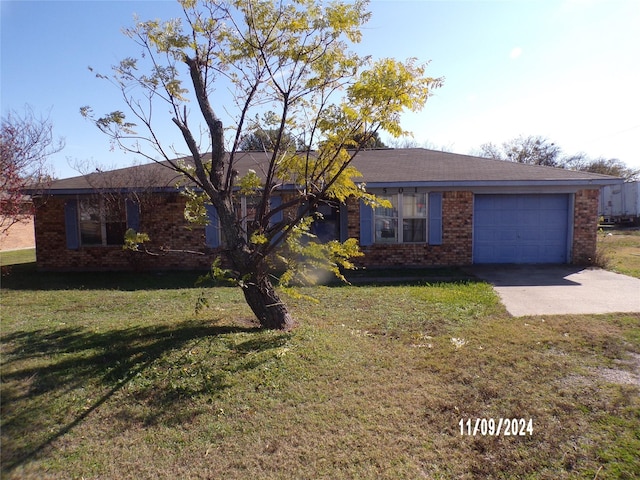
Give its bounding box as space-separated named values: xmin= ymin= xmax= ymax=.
xmin=479 ymin=135 xmax=638 ymax=180
xmin=82 ymin=0 xmax=442 ymax=329
xmin=479 ymin=135 xmax=562 ymax=167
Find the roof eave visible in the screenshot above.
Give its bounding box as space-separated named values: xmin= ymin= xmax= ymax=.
xmin=361 ymin=178 xmax=623 ymax=189
xmin=25 ymin=186 xmax=181 ymax=196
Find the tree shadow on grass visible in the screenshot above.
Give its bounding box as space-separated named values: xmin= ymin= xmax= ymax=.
xmin=1 ymin=264 xmax=212 ymax=291
xmin=1 ymin=319 xmax=289 ymax=474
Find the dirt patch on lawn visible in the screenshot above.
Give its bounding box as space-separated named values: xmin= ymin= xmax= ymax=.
xmin=561 ymin=352 xmax=640 ymax=388
xmin=594 ymin=352 xmax=640 ymax=386
xmin=0 ymin=217 xmax=35 ymax=251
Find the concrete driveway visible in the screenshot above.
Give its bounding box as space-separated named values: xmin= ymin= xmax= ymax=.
xmin=468 ymin=265 xmax=640 ymax=316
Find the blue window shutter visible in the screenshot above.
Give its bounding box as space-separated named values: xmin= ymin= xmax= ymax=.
xmin=269 ymin=196 xmax=284 ymax=245
xmin=64 ymin=199 xmax=80 ymax=250
xmin=428 ymin=192 xmax=443 ymax=245
xmin=339 ymin=203 xmax=349 ymax=243
xmin=359 ymin=200 xmax=374 ymax=246
xmin=205 ymin=204 xmax=220 ymax=247
xmin=125 ymin=198 xmax=140 ymax=231
xmin=269 ymin=196 xmax=283 ymax=225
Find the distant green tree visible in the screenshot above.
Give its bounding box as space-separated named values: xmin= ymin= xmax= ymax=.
xmin=351 ymin=131 xmax=387 ymax=149
xmin=239 ymin=129 xmax=296 ymax=152
xmin=240 ymin=126 xmax=387 ymax=152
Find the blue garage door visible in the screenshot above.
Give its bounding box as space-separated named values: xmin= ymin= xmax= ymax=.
xmin=473 ymin=194 xmax=569 ymax=264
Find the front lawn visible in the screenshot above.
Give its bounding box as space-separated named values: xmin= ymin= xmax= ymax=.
xmin=1 ymin=270 xmax=639 ymax=479
xmin=597 ymin=229 xmax=640 ymax=279
xmin=0 ymin=248 xmax=36 ymax=267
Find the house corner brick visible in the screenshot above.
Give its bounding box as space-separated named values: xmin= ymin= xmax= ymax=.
xmin=572 ymin=189 xmax=599 ymax=265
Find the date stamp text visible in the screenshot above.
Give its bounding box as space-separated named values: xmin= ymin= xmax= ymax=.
xmin=459 ymin=418 xmax=533 ymax=436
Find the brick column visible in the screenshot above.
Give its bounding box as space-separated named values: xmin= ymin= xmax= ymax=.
xmin=572 ymin=189 xmax=599 ymax=264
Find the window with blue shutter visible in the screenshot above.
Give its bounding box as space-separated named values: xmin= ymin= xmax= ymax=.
xmin=359 ymin=200 xmax=374 ymax=246
xmin=125 ymin=198 xmax=140 ymax=231
xmin=205 ymin=203 xmax=220 ymax=247
xmin=363 ymin=192 xmax=443 ymax=245
xmin=64 ymin=199 xmax=80 ymax=250
xmin=339 ymin=203 xmax=349 ymax=243
xmin=428 ymin=192 xmax=443 ymax=245
xmin=269 ymin=196 xmax=283 ymax=225
xmin=269 ymin=196 xmax=284 ymax=245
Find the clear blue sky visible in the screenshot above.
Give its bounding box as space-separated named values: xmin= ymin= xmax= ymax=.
xmin=2 ymin=0 xmax=639 ymax=179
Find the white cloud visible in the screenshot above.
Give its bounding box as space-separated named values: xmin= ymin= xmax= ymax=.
xmin=509 ymin=47 xmax=523 ymax=59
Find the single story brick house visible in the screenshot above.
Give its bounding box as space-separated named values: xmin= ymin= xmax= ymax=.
xmin=30 ymin=148 xmax=621 ymax=271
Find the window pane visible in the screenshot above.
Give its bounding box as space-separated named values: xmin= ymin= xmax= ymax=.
xmin=403 ymin=218 xmax=426 ymax=243
xmin=80 ymin=222 xmax=102 ymax=245
xmin=312 ymin=203 xmax=340 ymax=242
xmin=234 ymin=201 xmax=242 ymax=222
xmin=374 ymin=195 xmax=398 ymax=243
xmin=404 ymin=193 xmax=427 ymax=217
xmin=79 ymin=199 xmax=100 ymax=222
xmin=376 ymin=217 xmax=397 ymax=243
xmin=106 ymin=221 xmax=127 ymax=245
xmin=79 ymin=199 xmax=102 ymax=245
xmin=104 ymin=200 xmax=125 ymax=245
xmin=79 ymin=197 xmax=126 ymax=246
xmin=235 ymin=197 xmax=259 ymax=223
xmin=105 ymin=202 xmax=124 ymax=222
xmin=246 ymin=198 xmax=259 ymax=222
xmin=375 ymin=195 xmax=397 ymax=218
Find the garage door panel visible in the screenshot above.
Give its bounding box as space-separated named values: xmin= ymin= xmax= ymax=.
xmin=547 ymin=217 xmax=565 ymax=228
xmin=539 ymin=196 xmax=564 ymax=209
xmin=495 ymin=210 xmax=519 ymax=225
xmin=499 ymin=230 xmax=518 ymax=241
xmin=474 ymin=194 xmax=569 ymax=264
xmin=520 ymin=227 xmax=542 ymax=241
xmin=520 ymin=215 xmax=540 ymax=227
xmin=474 ymin=231 xmax=493 ymax=242
xmin=542 ymin=228 xmax=564 ymax=240
xmin=474 ymin=209 xmax=495 ymax=224
xmin=521 ymin=246 xmax=541 ymax=262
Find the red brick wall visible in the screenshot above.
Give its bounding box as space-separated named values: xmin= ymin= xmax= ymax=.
xmin=353 ymin=191 xmax=474 ymax=268
xmin=33 ymin=189 xmax=601 ymax=271
xmin=33 ymin=194 xmax=216 ymax=271
xmin=572 ymin=189 xmax=599 ymax=264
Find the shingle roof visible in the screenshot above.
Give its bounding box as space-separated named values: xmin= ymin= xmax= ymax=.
xmin=38 ymin=148 xmax=620 ymax=193
xmin=349 ymin=149 xmax=618 ymax=183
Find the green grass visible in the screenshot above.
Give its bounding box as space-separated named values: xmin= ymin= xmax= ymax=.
xmin=597 ymin=229 xmax=640 ymax=278
xmin=0 ymin=248 xmax=36 ymax=267
xmin=2 ymin=268 xmax=639 ymax=479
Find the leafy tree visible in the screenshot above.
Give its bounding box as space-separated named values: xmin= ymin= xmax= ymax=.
xmin=479 ymin=135 xmax=562 ymax=167
xmin=238 ymin=111 xmax=299 ymax=151
xmin=239 ymin=127 xmax=386 ymax=152
xmin=479 ymin=135 xmax=637 ymax=180
xmin=351 ymin=130 xmax=387 ymax=149
xmin=1 ymin=107 xmax=62 ymax=234
xmin=566 ymin=155 xmax=638 ymax=181
xmin=239 ymin=128 xmax=293 ymax=151
xmin=82 ymin=0 xmax=442 ymax=330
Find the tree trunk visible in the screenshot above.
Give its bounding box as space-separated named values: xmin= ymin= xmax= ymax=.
xmin=242 ymin=274 xmax=297 ymax=331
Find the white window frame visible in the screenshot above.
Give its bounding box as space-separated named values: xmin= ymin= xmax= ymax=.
xmin=374 ymin=191 xmax=429 ymax=244
xmin=235 ymin=196 xmax=260 ymax=240
xmin=78 ymin=197 xmax=126 ymax=246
